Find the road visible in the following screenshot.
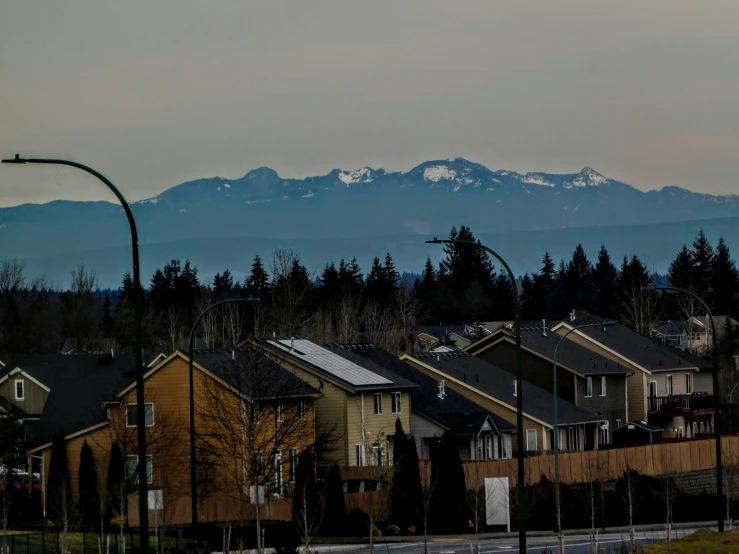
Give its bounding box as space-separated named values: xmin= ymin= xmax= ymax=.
xmin=315 ymin=526 xmax=706 ymax=554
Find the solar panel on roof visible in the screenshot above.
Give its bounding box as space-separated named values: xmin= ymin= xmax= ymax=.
xmin=268 ymin=339 xmax=392 ymax=386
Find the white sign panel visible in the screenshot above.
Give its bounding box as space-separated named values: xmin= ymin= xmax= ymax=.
xmin=147 ymin=490 xmax=163 ymax=511
xmin=249 ymin=486 xmax=265 ymax=505
xmin=485 ymin=477 xmax=510 ymax=531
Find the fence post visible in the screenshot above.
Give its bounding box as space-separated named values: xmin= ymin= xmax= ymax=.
xmin=83 ymin=532 xmax=86 ymax=554
xmin=26 ymin=535 xmax=29 ymax=554
xmin=41 ymin=533 xmax=45 ymax=554
xmin=10 ymin=534 xmax=14 ymax=554
xmin=56 ymin=531 xmax=59 ymax=554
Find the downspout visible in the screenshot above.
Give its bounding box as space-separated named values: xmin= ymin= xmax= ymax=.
xmin=360 ymin=392 xmax=365 ymax=465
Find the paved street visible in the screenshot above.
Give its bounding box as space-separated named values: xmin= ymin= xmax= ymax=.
xmin=312 ymin=526 xmax=707 ymax=554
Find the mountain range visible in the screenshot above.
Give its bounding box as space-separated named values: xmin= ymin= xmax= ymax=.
xmin=2 ymin=157 xmax=738 ymax=288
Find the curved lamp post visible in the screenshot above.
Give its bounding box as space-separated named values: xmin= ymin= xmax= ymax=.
xmin=644 ymin=285 xmax=723 ymax=532
xmin=188 ymin=298 xmax=258 ymax=533
xmin=553 ymin=320 xmax=616 ymax=552
xmin=2 ymin=154 xmax=149 ymax=551
xmin=426 ymin=237 xmax=526 ymax=552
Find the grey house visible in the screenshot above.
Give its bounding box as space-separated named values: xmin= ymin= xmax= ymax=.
xmin=324 ymin=344 xmax=514 ymax=461
xmin=465 ymin=324 xmax=629 ymax=445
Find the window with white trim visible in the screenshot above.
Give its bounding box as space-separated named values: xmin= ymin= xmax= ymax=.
xmin=616 ymin=419 xmax=622 ymax=428
xmin=526 ymin=429 xmax=537 ymax=451
xmin=666 ymin=375 xmax=674 ymax=396
xmin=125 ymin=403 xmax=154 ymax=427
xmin=374 ymin=393 xmax=383 ymax=416
xmin=125 ymin=455 xmax=153 ymax=485
xmin=356 ymin=444 xmax=366 ymax=466
xmin=14 ymin=380 xmax=24 ymax=401
xmin=276 ymin=403 xmax=284 ymax=424
xmin=686 ymin=373 xmax=693 ymax=394
xmin=289 ymin=448 xmax=299 ymax=481
xmin=600 ymin=376 xmax=606 ymax=397
xmin=254 ymin=451 xmax=263 ymax=475
xmin=599 ymin=422 xmax=609 ymax=445
xmin=273 ymin=451 xmax=283 ymax=493
xmin=372 ymin=442 xmax=384 ymax=466
xmin=391 ymin=392 xmax=401 ymax=414
xmin=298 ymin=401 xmax=306 ymax=420
xmin=513 ymin=380 xmax=517 ymax=397
xmin=585 ymin=377 xmax=593 ymax=398
xmin=252 ymin=402 xmax=260 ymax=424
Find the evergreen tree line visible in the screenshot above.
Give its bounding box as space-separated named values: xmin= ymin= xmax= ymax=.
xmin=0 ymin=227 xmax=737 ymax=356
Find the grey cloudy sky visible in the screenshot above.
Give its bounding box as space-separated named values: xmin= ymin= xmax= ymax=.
xmin=1 ymin=0 xmax=738 ymax=206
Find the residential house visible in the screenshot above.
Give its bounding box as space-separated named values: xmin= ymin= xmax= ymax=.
xmin=412 ymin=322 xmax=511 ymax=353
xmin=650 ymin=316 xmax=739 ymax=353
xmin=554 ymin=313 xmax=716 ymax=439
xmin=24 ymin=348 xmax=320 ymax=525
xmin=249 ymin=338 xmax=418 ymax=467
xmin=400 ymin=352 xmax=606 ymax=454
xmin=465 ymin=323 xmax=629 ymax=445
xmin=322 ymin=344 xmax=514 ymax=461
xmin=611 ymin=420 xmax=663 ymax=446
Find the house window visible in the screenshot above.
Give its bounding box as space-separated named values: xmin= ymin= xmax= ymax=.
xmin=616 ymin=419 xmax=622 ymax=428
xmin=273 ymin=451 xmax=283 ymax=493
xmin=372 ymin=442 xmax=384 ymax=466
xmin=276 ymin=403 xmax=284 ymax=424
xmin=678 ymin=426 xmax=684 ymax=438
xmin=526 ymin=429 xmax=537 ymax=451
xmin=125 ymin=404 xmax=154 ymax=428
xmin=484 ymin=435 xmax=493 ymax=460
xmin=14 ymin=380 xmax=24 ymax=401
xmin=599 ymin=423 xmax=609 ymax=446
xmin=585 ymin=377 xmax=593 ymax=398
xmin=252 ymin=402 xmax=260 ymax=424
xmin=254 ymin=451 xmax=264 ymax=475
xmin=125 ymin=455 xmax=153 ymax=485
xmin=374 ymin=393 xmax=383 ymax=416
xmin=298 ymin=401 xmax=306 ymax=420
xmin=734 ymin=356 xmax=739 ymax=371
xmin=356 ymin=444 xmax=366 ymax=467
xmin=391 ymin=392 xmax=401 ymax=414
xmin=513 ymin=380 xmax=517 ymax=397
xmin=666 ymin=375 xmax=674 ymax=397
xmin=600 ymin=377 xmax=606 ymax=397
xmin=686 ymin=373 xmax=693 ymax=394
xmin=289 ymin=448 xmax=299 ymax=481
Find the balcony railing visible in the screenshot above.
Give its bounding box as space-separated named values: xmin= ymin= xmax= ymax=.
xmin=647 ymin=394 xmax=715 ymax=414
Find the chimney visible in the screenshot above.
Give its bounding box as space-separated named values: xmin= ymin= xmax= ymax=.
xmin=290 ymin=337 xmax=295 ymax=351
xmin=111 ymin=348 xmax=114 ymax=358
xmin=273 ymin=331 xmax=276 ymax=338
xmin=542 ymin=319 xmax=547 ymax=337
xmin=436 ymin=354 xmax=440 ymax=362
xmin=232 ymin=349 xmax=235 ymax=360
xmin=570 ymin=310 xmax=576 ymax=323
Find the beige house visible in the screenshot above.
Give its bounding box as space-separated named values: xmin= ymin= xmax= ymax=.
xmin=553 ymin=315 xmax=715 ymax=439
xmin=249 ymin=338 xmax=418 ymax=467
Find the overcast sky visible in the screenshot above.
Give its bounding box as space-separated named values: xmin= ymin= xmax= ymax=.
xmin=1 ymin=1 xmax=738 ymax=206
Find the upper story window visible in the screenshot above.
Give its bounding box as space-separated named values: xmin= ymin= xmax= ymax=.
xmin=585 ymin=377 xmax=593 ymax=398
xmin=14 ymin=379 xmax=24 ymax=401
xmin=374 ymin=393 xmax=383 ymax=416
xmin=298 ymin=401 xmax=306 ymax=421
xmin=276 ymin=403 xmax=284 ymax=424
xmin=666 ymin=375 xmax=674 ymax=396
xmin=126 ymin=403 xmax=154 ymax=428
xmin=125 ymin=455 xmax=153 ymax=485
xmin=686 ymin=373 xmax=693 ymax=394
xmin=513 ymin=380 xmax=517 ymax=397
xmin=391 ymin=392 xmax=401 ymax=414
xmin=600 ymin=376 xmax=606 ymax=397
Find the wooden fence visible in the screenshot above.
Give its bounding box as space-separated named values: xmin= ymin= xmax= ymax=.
xmin=343 ymin=436 xmax=739 ymax=490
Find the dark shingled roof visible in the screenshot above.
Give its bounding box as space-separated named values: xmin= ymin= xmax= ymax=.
xmin=323 ymin=344 xmax=513 ymax=436
xmin=614 ymin=420 xmax=662 ymax=432
xmin=191 ymin=348 xmax=321 ymax=399
xmin=514 ymin=328 xmax=629 ymax=375
xmin=408 ymin=352 xmax=603 ymax=426
xmin=569 ymin=313 xmax=708 ymax=372
xmin=24 ymin=353 xmax=158 ymax=449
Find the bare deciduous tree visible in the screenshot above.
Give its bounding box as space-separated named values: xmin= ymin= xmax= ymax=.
xmin=620 ymin=286 xmax=663 ymax=335
xmin=620 ymin=467 xmax=641 ymax=552
xmin=197 ymin=349 xmax=317 ymax=554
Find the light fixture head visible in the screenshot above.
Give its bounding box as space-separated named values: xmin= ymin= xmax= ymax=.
xmin=1 ymin=154 xmax=27 ymax=164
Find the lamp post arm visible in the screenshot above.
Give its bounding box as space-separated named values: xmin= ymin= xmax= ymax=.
xmin=187 ymin=297 xmax=258 ymax=532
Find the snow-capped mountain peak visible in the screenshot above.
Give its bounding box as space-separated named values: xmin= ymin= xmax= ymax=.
xmin=569 ymin=167 xmax=608 ymax=187
xmin=337 ymin=167 xmax=374 ymax=186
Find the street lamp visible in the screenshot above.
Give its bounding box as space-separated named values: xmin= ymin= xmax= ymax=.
xmin=187 ymin=298 xmax=258 ymax=534
xmin=553 ymin=320 xmax=616 ymax=552
xmin=425 ymin=237 xmax=527 ymax=552
xmin=643 ymin=285 xmax=724 ymax=532
xmin=2 ymin=154 xmax=150 ymax=551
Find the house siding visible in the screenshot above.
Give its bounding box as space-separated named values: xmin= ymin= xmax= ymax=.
xmin=575 ymin=374 xmax=627 ymax=442
xmin=474 ymin=340 xmax=577 ymax=404
xmin=0 ymin=375 xmax=48 ymax=415
xmin=410 ymin=413 xmax=445 ymax=460
xmin=346 ymin=391 xmax=412 ymax=466
xmin=694 ymin=372 xmax=714 ymax=394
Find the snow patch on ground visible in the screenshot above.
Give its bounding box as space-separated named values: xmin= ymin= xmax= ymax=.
xmin=522 ymin=173 xmax=556 ymax=187
xmin=302 ymin=192 xmax=315 ymax=198
xmin=137 ymin=197 xmax=160 ymax=205
xmin=224 ymin=183 xmax=231 ymax=188
xmin=423 ymin=165 xmax=457 ymax=182
xmin=338 ymin=167 xmax=373 ymax=185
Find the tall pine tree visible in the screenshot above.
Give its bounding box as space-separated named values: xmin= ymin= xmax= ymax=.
xmin=592 ymin=246 xmax=619 ymax=316
xmin=711 ymin=238 xmax=739 ymax=316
